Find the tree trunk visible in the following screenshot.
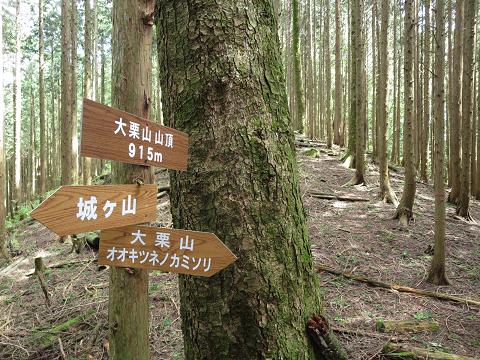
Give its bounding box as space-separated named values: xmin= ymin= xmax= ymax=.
xmin=334 ymin=0 xmax=344 ymax=146
xmin=61 ymin=0 xmax=73 ymax=186
xmin=292 ymin=0 xmax=304 ymax=133
xmin=447 ymin=0 xmax=453 ymax=185
xmin=108 ymin=0 xmax=155 ymax=359
xmin=476 ymin=35 xmax=480 ymax=200
xmin=427 ymin=0 xmax=449 ymax=285
xmin=0 ymin=4 xmax=8 ymax=263
xmin=82 ymin=0 xmax=93 ymax=185
xmin=391 ymin=1 xmax=398 ymax=164
xmin=156 ymin=1 xmax=347 ymax=359
xmin=448 ymin=0 xmax=463 ymax=204
xmin=351 ymin=0 xmax=366 ymax=185
xmin=395 ymin=0 xmax=417 ymax=227
xmin=456 ymin=0 xmax=476 ymax=220
xmin=14 ymin=0 xmax=22 ymax=208
xmin=325 ymin=0 xmax=332 ymax=148
xmin=39 ymin=0 xmax=46 ymax=195
xmin=421 ymin=0 xmax=431 ymax=182
xmin=371 ymin=1 xmax=377 ymax=160
xmin=377 ymin=0 xmax=397 ymax=205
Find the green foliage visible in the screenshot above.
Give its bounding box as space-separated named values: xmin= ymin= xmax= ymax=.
xmin=413 ymin=310 xmax=434 ymax=321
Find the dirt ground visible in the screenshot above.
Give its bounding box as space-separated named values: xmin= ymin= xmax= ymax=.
xmin=0 ymin=143 xmax=478 ymax=359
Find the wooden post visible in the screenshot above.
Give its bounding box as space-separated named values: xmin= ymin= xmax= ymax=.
xmin=108 ymin=0 xmax=155 ymax=359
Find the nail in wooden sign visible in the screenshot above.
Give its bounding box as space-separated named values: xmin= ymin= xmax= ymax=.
xmin=31 ymin=185 xmax=157 ymax=236
xmin=80 ymin=99 xmax=188 ymax=170
xmin=98 ymin=225 xmax=237 ymax=277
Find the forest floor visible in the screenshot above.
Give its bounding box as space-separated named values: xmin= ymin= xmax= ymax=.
xmin=0 ymin=140 xmax=479 ymax=359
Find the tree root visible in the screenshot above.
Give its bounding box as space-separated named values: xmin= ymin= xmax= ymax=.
xmin=316 ymin=264 xmax=480 ymax=307
xmin=306 ymin=315 xmax=348 ymax=360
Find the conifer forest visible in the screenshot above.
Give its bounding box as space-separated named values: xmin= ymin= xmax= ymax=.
xmin=0 ymin=0 xmax=479 ymax=359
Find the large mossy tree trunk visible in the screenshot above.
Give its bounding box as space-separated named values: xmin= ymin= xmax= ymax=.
xmin=108 ymin=0 xmax=155 ymax=359
xmin=395 ymin=0 xmax=416 ymax=227
xmin=156 ymin=1 xmax=346 ymax=359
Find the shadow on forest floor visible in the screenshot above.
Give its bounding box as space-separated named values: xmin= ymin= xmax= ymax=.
xmin=0 ymin=141 xmax=479 ymax=359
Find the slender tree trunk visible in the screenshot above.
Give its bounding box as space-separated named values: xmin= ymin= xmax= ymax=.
xmin=14 ymin=0 xmax=22 ymax=208
xmin=70 ymin=0 xmax=78 ymax=183
xmin=428 ymin=0 xmax=449 ymax=285
xmin=447 ymin=0 xmax=453 ymax=185
xmin=306 ymin=0 xmax=314 ymax=139
xmin=61 ymin=0 xmax=73 ymax=186
xmin=476 ymin=32 xmax=480 ymax=200
xmin=293 ymin=0 xmax=304 ymax=133
xmin=39 ymin=0 xmax=46 ymax=195
xmin=82 ymin=0 xmax=93 ymax=185
xmin=0 ymin=4 xmax=8 ymax=263
xmin=350 ymin=0 xmax=366 ymax=184
xmin=395 ymin=0 xmax=417 ymax=227
xmin=448 ymin=0 xmax=464 ymax=203
xmin=334 ymin=0 xmax=343 ymax=146
xmin=50 ymin=36 xmax=57 ymax=190
xmin=371 ymin=1 xmax=377 ymax=159
xmin=108 ymin=0 xmax=155 ymax=358
xmin=378 ymin=0 xmax=398 ymax=205
xmin=343 ymin=0 xmax=357 ymax=168
xmin=156 ymin=1 xmax=347 ymax=358
xmin=391 ymin=0 xmax=398 ymax=164
xmin=325 ymin=0 xmax=332 ymax=147
xmin=421 ymin=0 xmax=431 ymax=182
xmin=30 ymin=91 xmax=35 ymax=198
xmin=456 ymin=0 xmax=476 ymax=220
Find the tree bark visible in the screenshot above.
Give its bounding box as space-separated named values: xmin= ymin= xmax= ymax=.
xmin=427 ymin=0 xmax=449 ymax=285
xmin=351 ymin=0 xmax=366 ymax=185
xmin=325 ymin=0 xmax=332 ymax=148
xmin=377 ymin=0 xmax=398 ymax=205
xmin=334 ymin=0 xmax=344 ymax=146
xmin=292 ymin=0 xmax=304 ymax=133
xmin=0 ymin=4 xmax=8 ymax=263
xmin=108 ymin=0 xmax=155 ymax=359
xmin=456 ymin=0 xmax=476 ymax=220
xmin=448 ymin=0 xmax=463 ymax=204
xmin=13 ymin=0 xmax=22 ymax=208
xmin=39 ymin=0 xmax=46 ymax=195
xmin=395 ymin=0 xmax=417 ymax=227
xmin=82 ymin=0 xmax=94 ymax=185
xmin=61 ymin=0 xmax=73 ymax=186
xmin=421 ymin=0 xmax=431 ymax=183
xmin=156 ymin=1 xmax=347 ymax=359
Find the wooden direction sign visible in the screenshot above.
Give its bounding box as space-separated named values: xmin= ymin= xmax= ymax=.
xmin=31 ymin=185 xmax=157 ymax=236
xmin=81 ymin=99 xmax=188 ymax=170
xmin=98 ymin=225 xmax=237 ymax=277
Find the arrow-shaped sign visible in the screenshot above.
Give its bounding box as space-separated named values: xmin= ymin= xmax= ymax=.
xmin=80 ymin=99 xmax=188 ymax=170
xmin=98 ymin=225 xmax=237 ymax=277
xmin=31 ymin=185 xmax=157 ymax=236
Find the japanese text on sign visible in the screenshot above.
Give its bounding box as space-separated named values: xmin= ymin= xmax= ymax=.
xmin=98 ymin=225 xmax=237 ymax=277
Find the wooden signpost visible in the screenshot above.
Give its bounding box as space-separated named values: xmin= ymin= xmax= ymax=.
xmin=80 ymin=98 xmax=189 ymax=170
xmin=31 ymin=184 xmax=157 ymax=236
xmin=33 ymin=99 xmax=236 ymax=278
xmin=98 ymin=225 xmax=236 ymax=277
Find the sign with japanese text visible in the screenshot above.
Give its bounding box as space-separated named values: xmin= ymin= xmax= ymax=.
xmin=31 ymin=185 xmax=157 ymax=236
xmin=80 ymin=99 xmax=188 ymax=170
xmin=98 ymin=225 xmax=237 ymax=277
